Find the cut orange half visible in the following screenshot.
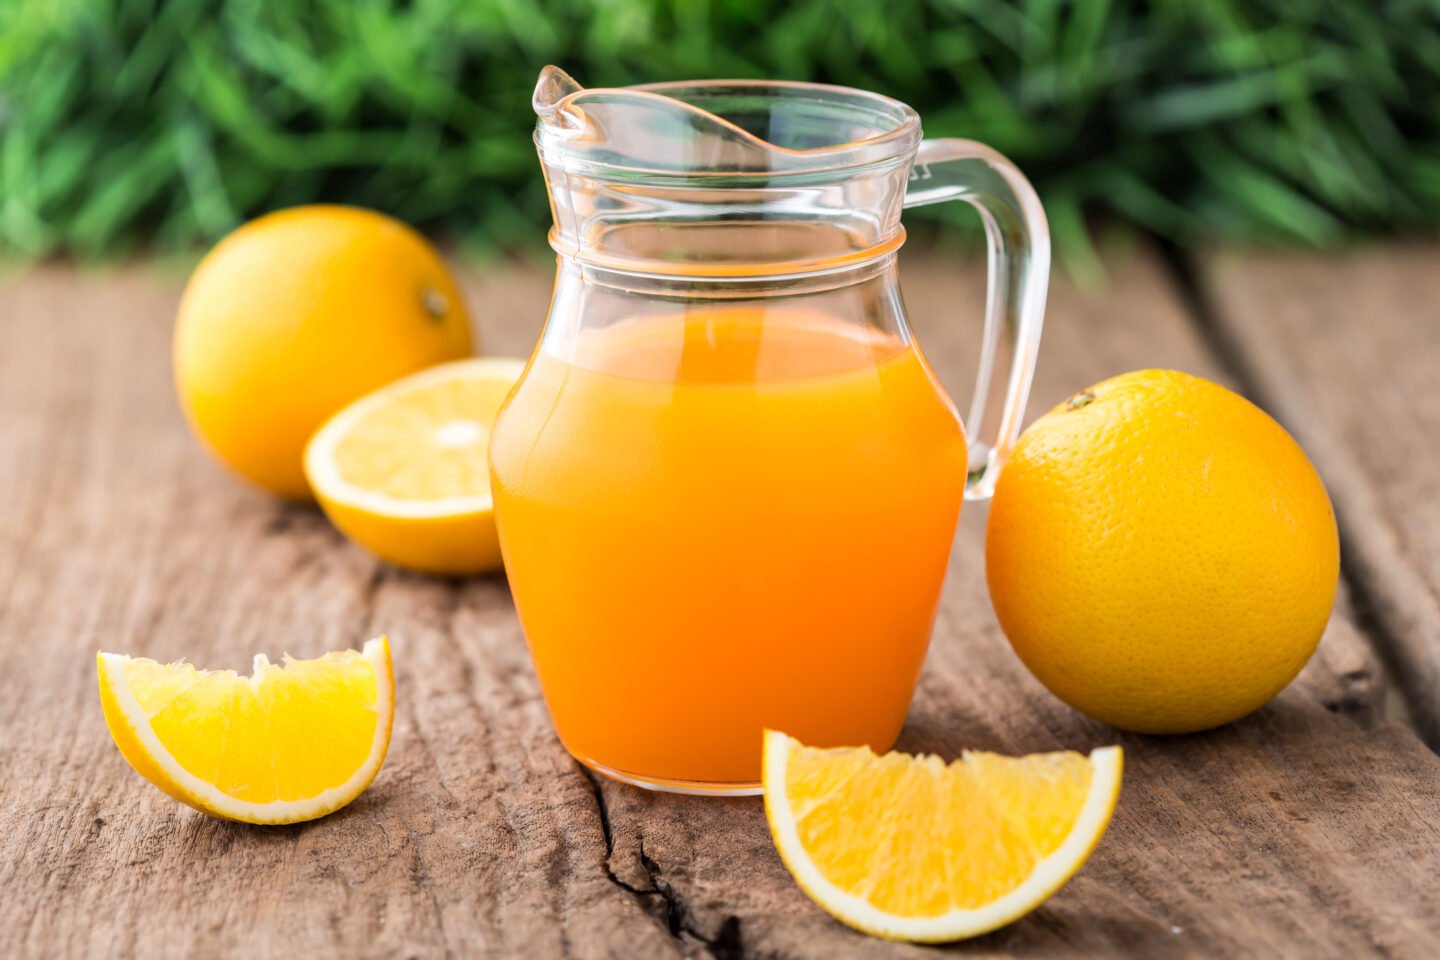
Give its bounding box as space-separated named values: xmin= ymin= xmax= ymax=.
xmin=763 ymin=730 xmax=1122 ymax=942
xmin=304 ymin=357 xmax=526 ymax=575
xmin=98 ymin=637 xmax=394 ymax=824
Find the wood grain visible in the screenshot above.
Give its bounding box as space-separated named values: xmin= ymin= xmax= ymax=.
xmin=0 ymin=252 xmax=1435 ymax=959
xmin=1200 ymin=246 xmax=1440 ymax=747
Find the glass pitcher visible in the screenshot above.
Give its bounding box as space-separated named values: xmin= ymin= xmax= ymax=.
xmin=490 ymin=67 xmax=1049 ymax=795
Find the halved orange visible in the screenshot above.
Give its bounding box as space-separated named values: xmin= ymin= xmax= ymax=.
xmin=304 ymin=357 xmax=525 ymax=574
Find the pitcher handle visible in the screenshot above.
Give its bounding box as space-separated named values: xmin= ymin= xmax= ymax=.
xmin=903 ymin=139 xmax=1050 ymax=500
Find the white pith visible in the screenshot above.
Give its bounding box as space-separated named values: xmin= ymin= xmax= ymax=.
xmin=303 ymin=357 xmax=527 ymax=519
xmin=100 ymin=637 xmax=394 ymax=825
xmin=763 ymin=731 xmax=1123 ymax=942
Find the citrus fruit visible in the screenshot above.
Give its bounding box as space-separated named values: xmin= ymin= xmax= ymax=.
xmin=304 ymin=357 xmax=525 ymax=575
xmin=174 ymin=205 xmax=473 ymax=499
xmin=763 ymin=730 xmax=1122 ymax=942
xmin=986 ymin=369 xmax=1339 ymax=734
xmin=97 ymin=637 xmax=394 ymax=824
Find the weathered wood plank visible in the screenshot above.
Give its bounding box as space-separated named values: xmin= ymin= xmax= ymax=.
xmin=1200 ymin=246 xmax=1440 ymax=747
xmin=0 ymin=269 xmax=683 ymax=959
xmin=0 ymin=252 xmax=1435 ymax=960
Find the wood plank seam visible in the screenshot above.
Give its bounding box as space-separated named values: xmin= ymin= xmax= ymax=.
xmin=1162 ymin=246 xmax=1440 ymax=751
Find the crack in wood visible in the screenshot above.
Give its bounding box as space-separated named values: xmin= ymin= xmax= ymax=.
xmin=639 ymin=848 xmax=745 ymax=960
xmin=580 ymin=767 xmax=746 ymax=959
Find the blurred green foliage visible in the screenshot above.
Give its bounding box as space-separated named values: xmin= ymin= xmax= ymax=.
xmin=3 ymin=0 xmax=1439 ymax=265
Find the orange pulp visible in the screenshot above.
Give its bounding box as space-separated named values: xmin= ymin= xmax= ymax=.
xmin=490 ymin=308 xmax=967 ymax=787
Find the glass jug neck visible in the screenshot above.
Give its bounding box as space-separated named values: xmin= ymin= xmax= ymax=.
xmin=533 ymin=68 xmax=921 ymax=278
xmin=540 ymin=249 xmax=913 ymax=365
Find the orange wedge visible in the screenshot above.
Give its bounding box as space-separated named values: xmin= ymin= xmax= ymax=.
xmin=763 ymin=730 xmax=1122 ymax=942
xmin=98 ymin=637 xmax=394 ymax=824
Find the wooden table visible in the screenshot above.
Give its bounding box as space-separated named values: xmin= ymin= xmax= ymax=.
xmin=3 ymin=247 xmax=1439 ymax=958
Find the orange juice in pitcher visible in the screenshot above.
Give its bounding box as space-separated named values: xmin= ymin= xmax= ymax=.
xmin=491 ymin=307 xmax=966 ymax=786
xmin=491 ymin=68 xmax=1050 ymax=793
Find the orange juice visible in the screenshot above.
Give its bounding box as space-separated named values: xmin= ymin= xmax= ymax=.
xmin=490 ymin=308 xmax=967 ymax=788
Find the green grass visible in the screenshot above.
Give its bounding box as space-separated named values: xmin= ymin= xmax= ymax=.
xmin=3 ymin=0 xmax=1438 ymax=265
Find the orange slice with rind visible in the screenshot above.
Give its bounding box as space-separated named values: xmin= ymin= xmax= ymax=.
xmin=98 ymin=637 xmax=394 ymax=824
xmin=763 ymin=730 xmax=1122 ymax=942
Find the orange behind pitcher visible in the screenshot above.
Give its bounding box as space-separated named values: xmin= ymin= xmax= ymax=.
xmin=490 ymin=308 xmax=967 ymax=789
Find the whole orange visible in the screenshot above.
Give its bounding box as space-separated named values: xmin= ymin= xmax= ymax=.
xmin=985 ymin=369 xmax=1339 ymax=734
xmin=174 ymin=206 xmax=473 ymax=499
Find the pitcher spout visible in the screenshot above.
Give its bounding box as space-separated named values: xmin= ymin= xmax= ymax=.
xmin=532 ymin=65 xmax=585 ymax=128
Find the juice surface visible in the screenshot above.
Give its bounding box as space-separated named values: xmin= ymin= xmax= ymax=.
xmin=490 ymin=308 xmax=968 ymax=786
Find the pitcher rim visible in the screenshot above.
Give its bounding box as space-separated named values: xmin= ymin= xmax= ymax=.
xmin=534 ymin=75 xmax=923 ymax=179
